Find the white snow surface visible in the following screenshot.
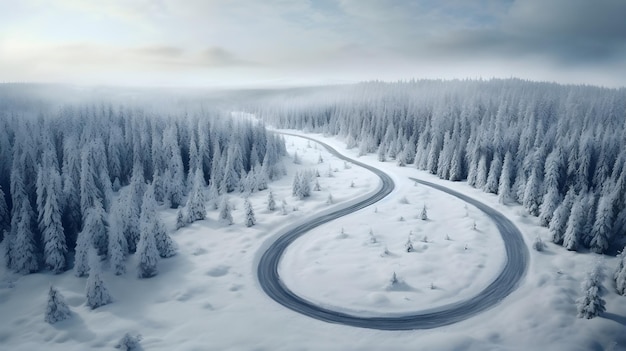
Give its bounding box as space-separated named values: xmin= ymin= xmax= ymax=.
xmin=0 ymin=131 xmax=625 ymax=351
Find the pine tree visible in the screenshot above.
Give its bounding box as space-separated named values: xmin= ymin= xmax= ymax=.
xmin=186 ymin=168 xmax=206 ymax=223
xmin=136 ymin=222 xmax=159 ymax=279
xmin=38 ymin=164 xmax=67 ymax=273
xmin=10 ymin=197 xmax=39 ymax=274
xmin=549 ymin=189 xmax=574 ymax=245
xmin=45 ymin=285 xmax=71 ymax=324
xmin=589 ymin=192 xmax=615 ymax=254
xmin=108 ymin=202 xmax=127 ymax=275
xmin=405 ymin=235 xmax=414 ymax=252
xmin=244 ymin=198 xmax=256 ymax=227
xmin=141 ymin=184 xmax=176 ymax=259
xmin=485 ymin=153 xmax=502 ymax=194
xmin=267 ymin=190 xmax=276 ymax=211
xmin=498 ymin=152 xmax=513 ymax=204
xmin=83 ymin=199 xmax=108 ymax=257
xmin=563 ymin=195 xmax=586 ymax=251
xmin=313 ymin=179 xmax=321 ymax=191
xmin=523 ymin=168 xmax=542 ymax=216
xmin=615 ymin=247 xmax=626 ymax=295
xmin=420 ymin=205 xmax=428 ymax=220
xmin=532 ymin=235 xmax=545 ymax=251
xmin=85 ymin=250 xmax=113 ymax=309
xmin=116 ymin=333 xmax=142 ymax=351
xmin=218 ymin=197 xmax=233 ymax=225
xmin=577 ymin=264 xmax=606 ymax=319
xmin=292 ymin=172 xmax=301 ymax=197
xmin=175 ymin=208 xmax=186 ymax=229
xmin=0 ymin=185 xmax=9 ymax=241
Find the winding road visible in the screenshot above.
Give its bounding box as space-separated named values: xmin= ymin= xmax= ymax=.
xmin=257 ymin=133 xmax=529 ymax=330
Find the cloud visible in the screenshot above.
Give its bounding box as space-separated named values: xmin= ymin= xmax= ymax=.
xmin=0 ymin=0 xmax=625 ymax=87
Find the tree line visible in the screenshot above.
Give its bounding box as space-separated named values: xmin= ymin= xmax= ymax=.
xmin=0 ymin=92 xmax=286 ymax=276
xmin=251 ymin=79 xmax=626 ymax=255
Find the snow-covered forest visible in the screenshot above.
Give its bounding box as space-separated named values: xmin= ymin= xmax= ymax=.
xmin=252 ymin=79 xmax=626 ymax=254
xmin=0 ymin=86 xmax=286 ymax=275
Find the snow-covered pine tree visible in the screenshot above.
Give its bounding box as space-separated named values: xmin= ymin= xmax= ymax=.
xmin=10 ymin=197 xmax=39 ymax=274
xmin=45 ymin=285 xmax=71 ymax=324
xmin=549 ymin=189 xmax=574 ymax=245
xmin=405 ymin=235 xmax=414 ymax=252
xmin=484 ymin=152 xmax=502 ymax=194
xmin=613 ymin=247 xmax=626 ymax=295
xmin=116 ymin=333 xmax=142 ymax=351
xmin=577 ymin=264 xmax=606 ymax=319
xmin=83 ymin=199 xmax=108 ymax=257
xmin=292 ymin=172 xmax=301 ymax=197
xmin=563 ymin=194 xmax=586 ymax=251
xmin=615 ymin=246 xmax=626 ymax=295
xmin=108 ymin=201 xmax=128 ymax=275
xmin=293 ymin=151 xmax=300 ymax=164
xmin=523 ymin=168 xmax=542 ymax=216
xmin=589 ymin=191 xmax=616 ymax=254
xmin=218 ymin=197 xmax=234 ymax=225
xmin=244 ymin=198 xmax=256 ymax=227
xmin=498 ymin=152 xmax=513 ymax=204
xmin=175 ymin=208 xmax=186 ymax=229
xmin=141 ymin=184 xmax=176 ymax=259
xmin=85 ymin=250 xmax=112 ymax=309
xmin=0 ymin=185 xmax=9 ymax=240
xmin=136 ymin=221 xmax=159 ymax=279
xmin=420 ymin=205 xmax=428 ymax=220
xmin=186 ymin=168 xmax=206 ymax=223
xmin=162 ymin=125 xmax=185 ymax=208
xmin=532 ymin=235 xmax=545 ymax=251
xmin=37 ymin=162 xmax=68 ymax=273
xmin=267 ymin=189 xmax=276 ymax=211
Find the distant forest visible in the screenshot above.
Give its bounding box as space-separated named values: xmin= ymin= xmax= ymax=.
xmin=0 ymin=85 xmax=286 ymax=275
xmin=251 ymin=79 xmax=626 ymax=254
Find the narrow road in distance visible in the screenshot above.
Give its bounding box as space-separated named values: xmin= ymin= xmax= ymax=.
xmin=257 ymin=132 xmax=529 ymax=330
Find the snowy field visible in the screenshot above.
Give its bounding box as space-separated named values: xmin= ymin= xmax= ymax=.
xmin=0 ymin=132 xmax=625 ymax=350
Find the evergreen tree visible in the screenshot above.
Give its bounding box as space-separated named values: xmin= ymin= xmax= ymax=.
xmin=563 ymin=195 xmax=586 ymax=251
xmin=108 ymin=201 xmax=127 ymax=275
xmin=405 ymin=235 xmax=414 ymax=252
xmin=162 ymin=126 xmax=185 ymax=208
xmin=85 ymin=250 xmax=112 ymax=309
xmin=140 ymin=184 xmax=176 ymax=259
xmin=175 ymin=208 xmax=186 ymax=229
xmin=589 ymin=192 xmax=616 ymax=254
xmin=185 ymin=168 xmax=206 ymax=222
xmin=218 ymin=197 xmax=233 ymax=225
xmin=498 ymin=152 xmax=513 ymax=204
xmin=523 ymin=168 xmax=542 ymax=216
xmin=9 ymin=197 xmax=39 ymax=274
xmin=244 ymin=198 xmax=256 ymax=227
xmin=549 ymin=190 xmax=574 ymax=244
xmin=45 ymin=285 xmax=71 ymax=324
xmin=267 ymin=189 xmax=276 ymax=211
xmin=136 ymin=221 xmax=159 ymax=279
xmin=576 ymin=264 xmax=606 ymax=319
xmin=37 ymin=163 xmax=67 ymax=273
xmin=420 ymin=205 xmax=428 ymax=220
xmin=485 ymin=153 xmax=502 ymax=194
xmin=615 ymin=247 xmax=626 ymax=295
xmin=0 ymin=185 xmax=10 ymax=240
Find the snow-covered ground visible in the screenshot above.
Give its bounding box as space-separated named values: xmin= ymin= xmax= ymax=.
xmin=0 ymin=131 xmax=625 ymax=351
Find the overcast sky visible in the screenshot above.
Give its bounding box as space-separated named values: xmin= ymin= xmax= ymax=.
xmin=1 ymin=0 xmax=625 ymax=88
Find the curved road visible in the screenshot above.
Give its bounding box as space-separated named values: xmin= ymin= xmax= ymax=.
xmin=258 ymin=133 xmax=529 ymax=330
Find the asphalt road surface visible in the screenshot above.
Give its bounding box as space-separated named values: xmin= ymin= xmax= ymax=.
xmin=257 ymin=133 xmax=529 ymax=330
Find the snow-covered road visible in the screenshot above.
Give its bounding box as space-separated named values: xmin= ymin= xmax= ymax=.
xmin=257 ymin=132 xmax=529 ymax=330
